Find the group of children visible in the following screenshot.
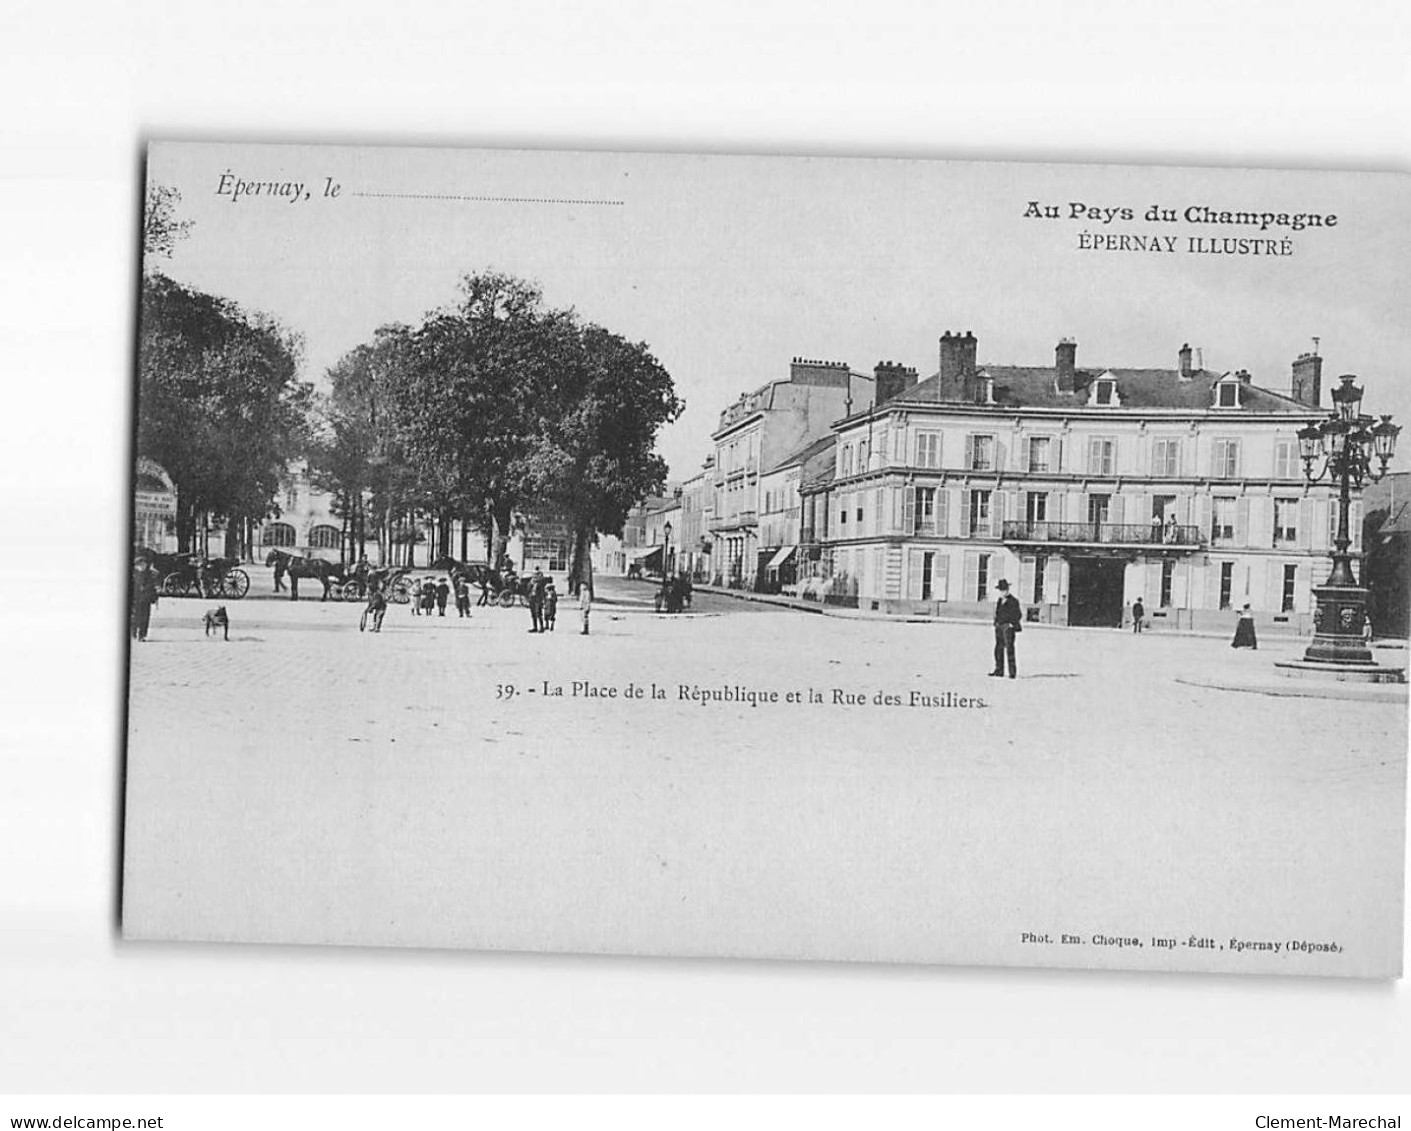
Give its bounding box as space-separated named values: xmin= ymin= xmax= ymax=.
xmin=410 ymin=575 xmax=473 ymax=618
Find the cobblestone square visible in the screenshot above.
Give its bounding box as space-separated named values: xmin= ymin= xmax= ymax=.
xmin=122 ymin=579 xmax=1407 ymax=976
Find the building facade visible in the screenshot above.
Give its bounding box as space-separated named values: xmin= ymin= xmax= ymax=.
xmin=817 ymin=333 xmax=1349 ymax=634
xmin=709 ymin=358 xmax=874 ymax=588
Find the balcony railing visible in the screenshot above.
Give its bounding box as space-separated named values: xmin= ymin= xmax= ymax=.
xmin=1001 ymin=520 xmax=1203 ymax=547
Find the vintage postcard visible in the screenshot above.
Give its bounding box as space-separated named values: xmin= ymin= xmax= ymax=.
xmin=122 ymin=141 xmax=1409 ymax=977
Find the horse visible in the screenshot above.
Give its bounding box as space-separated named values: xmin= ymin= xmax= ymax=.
xmin=265 ymin=549 xmax=343 ymax=601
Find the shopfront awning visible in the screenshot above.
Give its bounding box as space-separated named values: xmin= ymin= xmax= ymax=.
xmin=766 ymin=545 xmax=796 ymax=571
xmin=630 ymin=546 xmax=664 ymax=565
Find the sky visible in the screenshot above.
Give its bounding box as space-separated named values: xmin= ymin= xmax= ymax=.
xmin=148 ymin=142 xmax=1411 ymax=480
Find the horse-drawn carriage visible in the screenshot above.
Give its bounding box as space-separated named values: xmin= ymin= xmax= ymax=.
xmin=339 ymin=564 xmax=413 ymax=605
xmin=432 ymin=557 xmax=531 ymax=607
xmin=137 ymin=550 xmax=250 ymax=599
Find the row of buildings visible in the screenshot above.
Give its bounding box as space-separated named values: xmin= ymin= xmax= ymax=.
xmin=606 ymin=332 xmax=1396 ymax=635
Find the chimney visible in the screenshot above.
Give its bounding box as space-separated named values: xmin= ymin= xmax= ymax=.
xmin=789 ymin=357 xmax=850 ymax=388
xmin=873 ymin=360 xmax=919 ymax=406
xmin=1291 ymin=349 xmax=1323 ymax=408
xmin=1178 ymin=342 xmax=1193 ymax=380
xmin=1055 ymin=338 xmax=1077 ymax=393
xmin=938 ymin=331 xmax=978 ymax=401
xmin=1235 ymin=368 xmax=1252 ymax=384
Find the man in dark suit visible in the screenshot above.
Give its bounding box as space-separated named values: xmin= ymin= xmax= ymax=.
xmin=990 ymin=578 xmax=1022 ymax=678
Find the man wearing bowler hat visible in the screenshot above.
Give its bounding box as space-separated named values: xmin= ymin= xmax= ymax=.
xmin=990 ymin=578 xmax=1022 ymax=679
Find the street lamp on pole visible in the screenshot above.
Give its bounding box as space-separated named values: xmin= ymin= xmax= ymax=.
xmin=1295 ymin=374 xmax=1399 ymax=667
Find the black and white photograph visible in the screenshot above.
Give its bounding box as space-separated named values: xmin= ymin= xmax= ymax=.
xmin=121 ymin=142 xmax=1408 ymax=978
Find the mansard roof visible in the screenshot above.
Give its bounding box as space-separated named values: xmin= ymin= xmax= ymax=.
xmin=890 ymin=366 xmax=1315 ymax=415
xmin=764 ymin=434 xmax=836 ymax=476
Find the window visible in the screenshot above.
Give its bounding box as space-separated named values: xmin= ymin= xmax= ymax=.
xmin=1217 ymin=382 xmax=1239 ymax=408
xmin=1088 ymin=494 xmax=1110 ymax=528
xmin=1274 ymin=439 xmax=1298 ymax=480
xmin=857 ymin=438 xmax=869 ymax=469
xmin=1095 ymin=379 xmax=1116 ymax=405
xmin=1283 ymin=564 xmax=1298 ymax=613
xmin=921 ymin=551 xmax=935 ymax=601
xmin=969 ymin=490 xmax=992 ymax=537
xmin=1025 ymin=491 xmax=1048 ymax=524
xmin=915 ymin=432 xmax=941 ymax=468
xmin=1088 ymin=438 xmax=1115 ymax=476
xmin=840 ymin=446 xmax=853 ymax=476
xmin=915 ymin=487 xmax=937 ymax=534
xmin=309 ymin=524 xmax=340 ymax=550
xmin=1160 ymin=559 xmax=1175 ymax=608
xmin=262 ymin=522 xmax=296 ymax=547
xmin=1152 ymin=439 xmax=1180 ymax=477
xmin=1033 ymin=553 xmax=1047 ymax=603
xmin=970 ymin=435 xmax=995 ymax=471
xmin=1213 ymin=439 xmax=1241 ymax=479
xmin=1027 ymin=436 xmax=1052 ymax=473
xmin=1212 ymin=497 xmax=1237 ymax=543
xmin=976 ymin=553 xmax=991 ymax=601
xmin=1219 ymin=561 xmax=1235 ymax=609
xmin=1273 ymin=498 xmax=1298 ymax=544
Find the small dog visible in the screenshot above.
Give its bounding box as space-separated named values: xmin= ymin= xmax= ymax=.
xmin=203 ymin=606 xmax=230 ymax=640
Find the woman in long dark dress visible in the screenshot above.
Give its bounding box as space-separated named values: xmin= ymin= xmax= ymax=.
xmin=1231 ymin=603 xmax=1258 ymax=649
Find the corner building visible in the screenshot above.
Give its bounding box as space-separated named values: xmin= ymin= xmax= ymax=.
xmin=818 ymin=333 xmax=1354 ymax=633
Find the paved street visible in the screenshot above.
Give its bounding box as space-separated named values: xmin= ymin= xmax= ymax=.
xmin=122 ymin=582 xmax=1407 ymax=976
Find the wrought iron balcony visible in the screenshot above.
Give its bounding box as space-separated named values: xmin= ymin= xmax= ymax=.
xmin=1001 ymin=520 xmax=1203 ymax=548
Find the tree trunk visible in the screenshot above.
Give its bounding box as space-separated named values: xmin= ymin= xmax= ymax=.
xmin=491 ymin=500 xmax=513 ymax=569
xmin=568 ymin=526 xmax=592 ymax=596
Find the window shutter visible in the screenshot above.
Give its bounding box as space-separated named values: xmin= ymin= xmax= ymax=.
xmin=1295 ymin=562 xmax=1312 ymax=614
xmin=1327 ymin=500 xmax=1338 ymax=548
xmin=1109 ymin=494 xmax=1125 ymax=526
xmin=1196 ymin=495 xmax=1211 ymax=540
xmin=1020 ymin=557 xmax=1036 ymax=602
xmin=1351 ymin=499 xmax=1363 ymax=551
xmin=1298 ymin=497 xmax=1312 ymax=549
xmin=1019 ymin=437 xmax=1030 ymax=472
xmin=1043 ymin=556 xmax=1062 ymax=603
xmin=1209 ymin=441 xmax=1220 ymax=479
xmin=1235 ymin=497 xmax=1249 ymax=546
xmin=964 ymin=434 xmax=974 ymax=470
xmin=937 ymin=489 xmax=951 ymax=537
xmin=992 ymin=491 xmax=1006 ymax=536
xmin=963 ymin=552 xmax=979 ymax=602
xmin=907 ymin=549 xmax=923 ymax=599
xmin=935 ymin=554 xmax=950 ymax=601
xmin=1232 ymin=440 xmax=1242 ymax=478
xmin=903 ymin=486 xmax=916 ymax=534
xmin=1204 ymin=562 xmax=1221 ymax=610
xmin=995 ymin=439 xmax=1006 ymax=472
xmin=960 ymin=490 xmax=972 ymax=539
xmin=1135 ymin=494 xmax=1150 ymax=529
xmin=1145 ymin=562 xmax=1161 ymax=606
xmin=1266 ymin=560 xmax=1282 ymax=613
xmin=1088 ymin=438 xmax=1100 ymax=474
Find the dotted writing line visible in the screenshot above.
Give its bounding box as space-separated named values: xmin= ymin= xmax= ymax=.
xmin=351 ymin=192 xmax=624 ymax=206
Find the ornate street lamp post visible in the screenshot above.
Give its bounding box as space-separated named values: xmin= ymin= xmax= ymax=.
xmin=661 ymin=520 xmax=673 ymax=606
xmin=1295 ymin=374 xmax=1399 ymax=666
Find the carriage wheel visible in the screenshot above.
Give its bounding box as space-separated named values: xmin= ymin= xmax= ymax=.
xmin=517 ymin=593 xmax=530 ymax=608
xmin=497 ymin=590 xmax=516 ymax=608
xmin=341 ymin=580 xmax=363 ymax=602
xmin=220 ymin=569 xmax=250 ymax=600
xmin=160 ymin=573 xmax=187 ymax=597
xmin=390 ymin=579 xmax=412 ymax=604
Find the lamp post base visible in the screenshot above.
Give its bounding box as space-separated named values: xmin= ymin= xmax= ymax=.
xmin=1303 ymin=584 xmax=1374 ymax=665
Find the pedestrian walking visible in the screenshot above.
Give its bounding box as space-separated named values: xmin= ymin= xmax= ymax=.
xmin=130 ymin=561 xmax=159 ymax=642
xmin=360 ymin=584 xmax=387 ymax=633
xmin=1231 ymin=604 xmax=1258 ymax=649
xmin=1132 ymin=597 xmax=1145 ymax=633
xmin=419 ymin=578 xmax=436 ymax=617
xmin=578 ymin=578 xmax=592 ymax=635
xmin=989 ymin=578 xmax=1022 ymax=678
xmin=544 ymin=580 xmax=558 ymax=631
xmin=527 ymin=566 xmax=547 ymax=633
xmin=454 ymin=577 xmax=471 ymax=617
xmin=435 ymin=577 xmax=450 ymax=617
xmin=476 ymin=573 xmax=491 ymax=606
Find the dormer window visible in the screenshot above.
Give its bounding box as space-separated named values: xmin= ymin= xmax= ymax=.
xmin=1214 ymin=378 xmax=1241 ymax=408
xmin=1087 ymin=372 xmax=1122 ymax=407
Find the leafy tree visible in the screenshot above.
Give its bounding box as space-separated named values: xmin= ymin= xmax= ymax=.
xmin=516 ymin=322 xmax=682 ymax=591
xmin=143 ymin=184 xmax=192 ymax=263
xmin=137 ymin=274 xmax=311 ymax=555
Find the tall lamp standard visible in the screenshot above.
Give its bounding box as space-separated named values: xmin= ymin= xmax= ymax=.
xmin=661 ymin=520 xmax=673 ymax=607
xmin=1294 ymin=374 xmax=1400 ymax=667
